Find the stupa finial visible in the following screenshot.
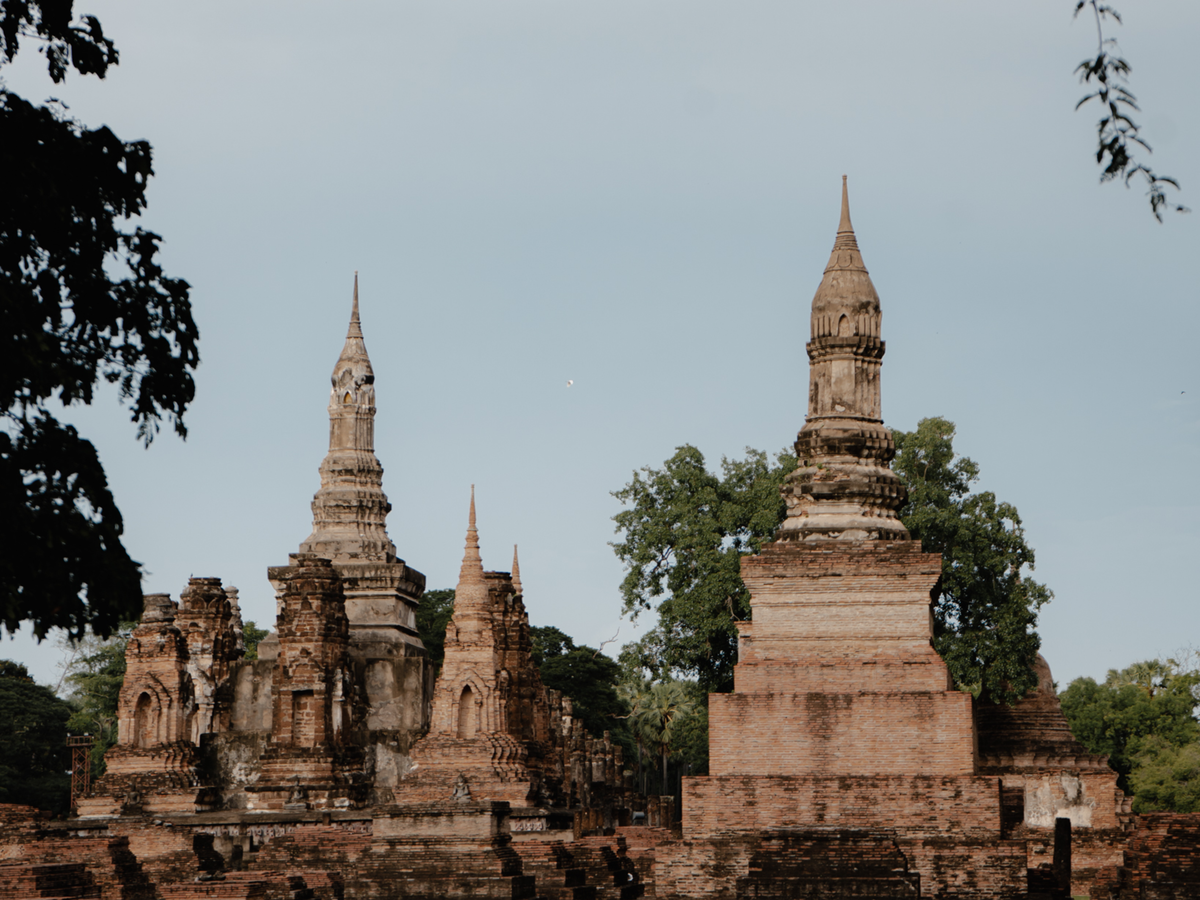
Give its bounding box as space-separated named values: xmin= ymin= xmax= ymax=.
xmin=838 ymin=175 xmax=853 ymax=235
xmin=348 ymin=271 xmax=363 ymax=339
xmin=511 ymin=544 xmax=522 ymax=595
xmin=459 ymin=486 xmax=484 ymax=587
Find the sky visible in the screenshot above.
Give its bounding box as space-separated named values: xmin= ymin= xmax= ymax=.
xmin=3 ymin=1 xmax=1197 ymax=691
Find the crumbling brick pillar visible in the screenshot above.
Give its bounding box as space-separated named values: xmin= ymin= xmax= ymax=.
xmin=252 ymin=553 xmax=362 ymax=809
xmin=77 ymin=593 xmax=200 ymax=817
xmin=175 ymin=577 xmax=242 ymax=742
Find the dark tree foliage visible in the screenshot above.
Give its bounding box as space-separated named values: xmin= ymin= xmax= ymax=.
xmin=416 ymin=588 xmax=455 ymax=672
xmin=0 ymin=659 xmax=32 ymax=678
xmin=0 ymin=659 xmax=73 ymax=814
xmin=241 ymin=620 xmax=269 ymax=661
xmin=1073 ymin=1 xmax=1187 ymax=220
xmin=611 ymin=447 xmax=795 ymax=693
xmin=1 ymin=0 xmax=197 ymax=641
xmin=893 ymin=418 xmax=1051 ymax=704
xmin=529 ymin=625 xmax=576 ymax=667
xmin=1060 ymin=659 xmax=1200 ymax=806
xmin=530 ymin=625 xmax=627 ymax=740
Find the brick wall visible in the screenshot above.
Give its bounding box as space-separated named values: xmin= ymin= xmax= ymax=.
xmin=683 ymin=775 xmax=1002 ymax=839
xmin=708 ymin=690 xmax=976 ymax=776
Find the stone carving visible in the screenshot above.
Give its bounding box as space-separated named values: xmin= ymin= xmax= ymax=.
xmin=283 ymin=776 xmax=308 ymax=811
xmin=451 ymin=774 xmax=472 ymax=803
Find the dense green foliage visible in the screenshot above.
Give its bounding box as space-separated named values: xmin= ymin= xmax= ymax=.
xmin=1 ymin=0 xmax=196 ymax=640
xmin=611 ymin=446 xmax=795 ymax=692
xmin=892 ymin=418 xmax=1050 ymax=704
xmin=59 ymin=624 xmax=130 ymax=775
xmin=1060 ymin=657 xmax=1200 ymax=809
xmin=611 ymin=420 xmax=1049 ymax=702
xmin=416 ymin=589 xmax=456 ymax=672
xmin=529 ymin=626 xmax=626 ymax=739
xmin=0 ymin=659 xmax=73 ymax=813
xmin=1128 ymin=737 xmax=1200 ymax=814
xmin=241 ymin=621 xmax=269 ymax=661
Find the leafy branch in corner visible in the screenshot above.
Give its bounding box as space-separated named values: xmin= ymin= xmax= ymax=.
xmin=1073 ymin=1 xmax=1187 ymax=221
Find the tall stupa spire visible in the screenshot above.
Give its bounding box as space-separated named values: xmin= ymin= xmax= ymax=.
xmin=299 ymin=275 xmax=397 ymax=561
xmin=511 ymin=545 xmax=522 ymax=596
xmin=837 ymin=174 xmax=854 ymax=237
xmin=459 ymin=486 xmax=483 ymax=582
xmin=454 ymin=486 xmax=489 ymax=614
xmin=777 ymin=177 xmax=908 ymax=541
xmin=348 ymin=271 xmax=363 ymax=339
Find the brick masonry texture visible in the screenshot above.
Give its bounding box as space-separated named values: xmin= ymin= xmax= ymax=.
xmin=708 ymin=690 xmax=977 ymax=776
xmin=684 ymin=775 xmax=1002 ymax=838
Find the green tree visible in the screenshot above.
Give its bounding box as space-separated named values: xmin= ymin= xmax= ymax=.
xmin=57 ymin=622 xmax=130 ymax=775
xmin=622 ymin=679 xmax=702 ymax=795
xmin=893 ymin=417 xmax=1051 ymax=703
xmin=1060 ymin=657 xmax=1200 ymax=800
xmin=1128 ymin=737 xmax=1200 ymax=814
xmin=0 ymin=659 xmax=73 ymax=814
xmin=241 ymin=620 xmax=269 ymax=661
xmin=612 ymin=446 xmax=795 ymax=692
xmin=1 ymin=0 xmax=197 ymax=641
xmin=529 ymin=625 xmax=626 ymax=739
xmin=612 ymin=419 xmax=1049 ymax=702
xmin=416 ymin=588 xmax=455 ymax=672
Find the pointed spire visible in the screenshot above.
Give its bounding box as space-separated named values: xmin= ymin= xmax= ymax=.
xmin=336 ymin=273 xmax=371 ymax=372
xmin=299 ymin=273 xmax=392 ymax=562
xmin=830 ymin=174 xmax=862 ymax=255
xmin=837 ymin=174 xmax=854 ymax=235
xmin=458 ymin=485 xmax=485 ymax=588
xmin=811 ymin=175 xmax=878 ymax=317
xmin=348 ymin=271 xmax=363 ymax=340
xmin=511 ymin=545 xmax=522 ymax=595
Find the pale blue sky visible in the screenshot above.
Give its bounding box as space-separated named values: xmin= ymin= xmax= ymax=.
xmin=4 ymin=1 xmax=1197 ymax=689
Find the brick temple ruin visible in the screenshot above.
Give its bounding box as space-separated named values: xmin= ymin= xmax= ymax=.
xmin=2 ymin=183 xmax=1197 ymax=898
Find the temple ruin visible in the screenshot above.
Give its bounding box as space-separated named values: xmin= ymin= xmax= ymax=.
xmin=1 ymin=185 xmax=1197 ymax=899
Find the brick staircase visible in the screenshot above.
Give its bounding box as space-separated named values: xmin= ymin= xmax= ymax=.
xmin=517 ymin=836 xmax=643 ymax=900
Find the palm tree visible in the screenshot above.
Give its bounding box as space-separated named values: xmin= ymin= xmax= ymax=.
xmin=631 ymin=681 xmax=695 ymax=793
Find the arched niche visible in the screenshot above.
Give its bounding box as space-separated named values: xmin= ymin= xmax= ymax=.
xmin=457 ymin=685 xmax=477 ymax=738
xmin=133 ymin=692 xmax=156 ymax=749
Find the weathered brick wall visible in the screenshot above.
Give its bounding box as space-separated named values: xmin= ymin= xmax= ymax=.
xmin=652 ymin=830 xmax=1032 ymax=900
xmin=896 ymin=836 xmax=1027 ymax=898
xmin=733 ymin=649 xmax=953 ymax=693
xmin=1119 ymin=813 xmax=1200 ymax=898
xmin=265 ymin=554 xmax=352 ymax=754
xmin=683 ymin=775 xmax=1002 ymax=839
xmin=738 ymin=541 xmax=943 ymax=671
xmin=229 ymin=660 xmax=275 ymax=734
xmin=653 ymin=838 xmax=751 ymax=900
xmin=708 ymin=690 xmax=976 ymax=776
